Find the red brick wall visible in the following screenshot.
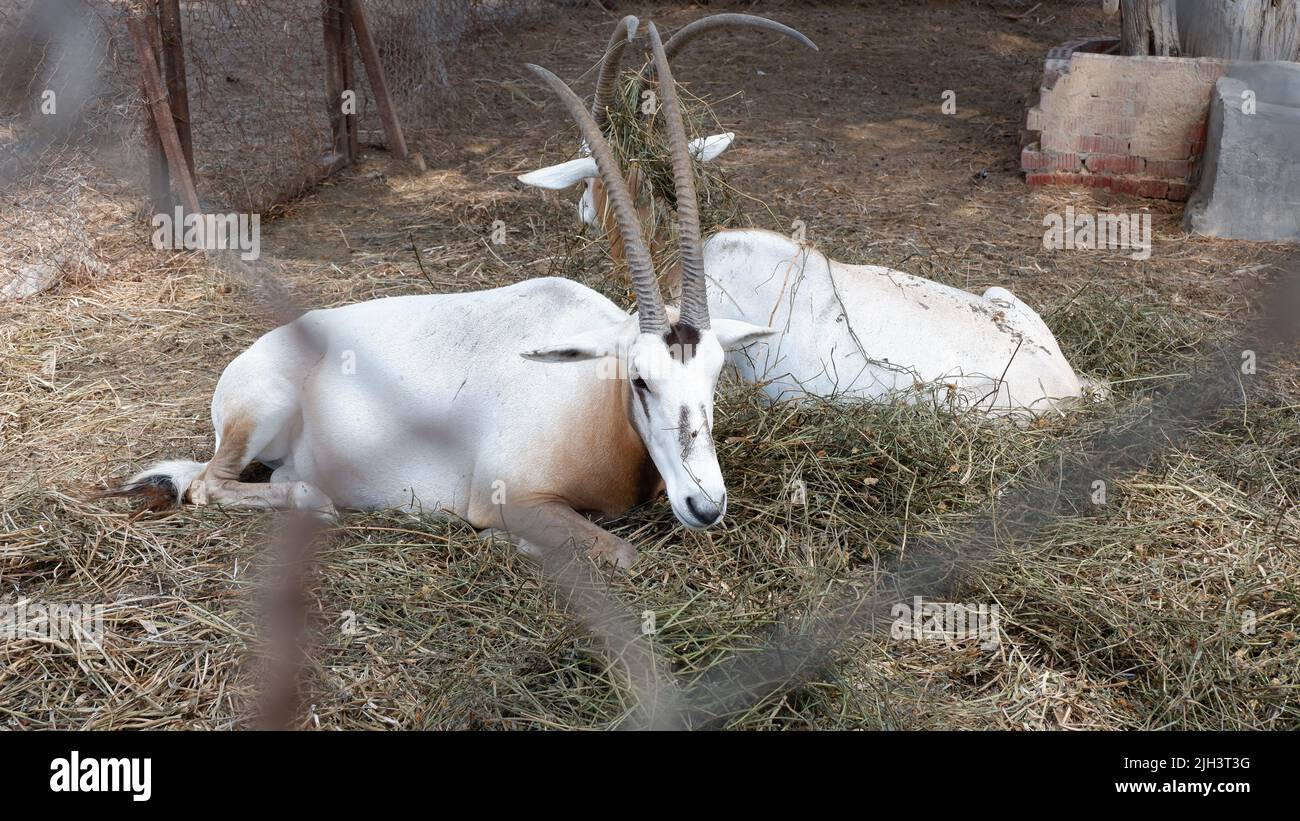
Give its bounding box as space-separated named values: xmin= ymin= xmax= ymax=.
xmin=1021 ymin=39 xmax=1226 ymax=201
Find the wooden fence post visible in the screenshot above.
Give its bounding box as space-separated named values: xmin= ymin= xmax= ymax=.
xmin=321 ymin=0 xmax=353 ymax=168
xmin=129 ymin=11 xmax=201 ymax=218
xmin=345 ymin=0 xmax=408 ymax=160
xmin=340 ymin=9 xmax=360 ymax=161
xmin=156 ymin=0 xmax=195 ymax=181
xmin=139 ymin=1 xmax=171 ymax=214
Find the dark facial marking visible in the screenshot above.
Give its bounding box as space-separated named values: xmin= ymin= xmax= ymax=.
xmin=673 ymin=401 xmax=715 ymax=461
xmin=664 ymin=322 xmax=701 ymax=364
xmin=633 ymin=381 xmax=651 ymax=419
xmin=540 ymin=348 xmax=584 ymax=360
xmin=678 ymin=404 xmax=693 ymax=459
xmin=619 ymin=375 xmax=666 ymax=507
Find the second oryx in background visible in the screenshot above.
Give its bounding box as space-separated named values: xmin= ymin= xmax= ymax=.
xmin=519 ymin=13 xmax=1099 ymax=416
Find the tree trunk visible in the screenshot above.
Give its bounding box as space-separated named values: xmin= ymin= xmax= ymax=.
xmin=1176 ymin=0 xmax=1300 ymax=61
xmin=1121 ymin=0 xmax=1181 ymax=56
xmin=1121 ymin=0 xmax=1300 ymax=60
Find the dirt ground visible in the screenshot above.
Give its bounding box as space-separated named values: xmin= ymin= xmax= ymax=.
xmin=1 ymin=1 xmax=1296 ymax=729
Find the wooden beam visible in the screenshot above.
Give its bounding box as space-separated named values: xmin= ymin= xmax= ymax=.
xmin=128 ymin=11 xmax=201 ymax=218
xmin=145 ymin=116 xmax=171 ymax=213
xmin=156 ymin=0 xmax=195 ymax=180
xmin=138 ymin=1 xmax=170 ymax=213
xmin=345 ymin=0 xmax=408 ymax=160
xmin=340 ymin=9 xmax=359 ymax=162
xmin=321 ymin=0 xmax=349 ymax=165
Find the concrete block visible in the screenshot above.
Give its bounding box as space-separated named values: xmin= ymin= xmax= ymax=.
xmin=1184 ymin=63 xmax=1300 ymax=243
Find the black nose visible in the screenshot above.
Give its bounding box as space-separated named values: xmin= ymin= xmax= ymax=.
xmin=686 ymin=494 xmax=724 ymax=527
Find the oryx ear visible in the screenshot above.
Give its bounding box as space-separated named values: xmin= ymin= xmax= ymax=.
xmin=520 ymin=322 xmax=624 ymax=363
xmin=517 ymin=156 xmax=599 ymax=190
xmin=711 ymin=318 xmax=777 ymax=350
xmin=689 ymin=132 xmax=735 ymax=163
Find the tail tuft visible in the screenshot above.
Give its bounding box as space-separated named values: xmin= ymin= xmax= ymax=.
xmin=93 ymin=460 xmax=206 ymax=512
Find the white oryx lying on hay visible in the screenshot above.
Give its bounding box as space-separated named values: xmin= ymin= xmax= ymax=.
xmin=102 ymin=30 xmax=775 ymax=568
xmin=520 ymin=14 xmax=1096 ymax=416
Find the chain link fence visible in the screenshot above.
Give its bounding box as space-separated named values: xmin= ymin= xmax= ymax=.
xmin=0 ymin=0 xmax=550 ymax=298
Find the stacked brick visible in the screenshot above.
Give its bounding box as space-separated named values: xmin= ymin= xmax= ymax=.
xmin=1021 ymin=38 xmax=1229 ymax=201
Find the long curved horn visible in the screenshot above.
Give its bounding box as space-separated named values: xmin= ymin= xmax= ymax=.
xmin=591 ymin=15 xmax=639 ymax=129
xmin=633 ymin=14 xmax=817 ymax=128
xmin=527 ymin=63 xmax=668 ymax=334
xmin=647 ymin=23 xmax=708 ymax=331
xmin=663 ymin=13 xmax=818 ymax=61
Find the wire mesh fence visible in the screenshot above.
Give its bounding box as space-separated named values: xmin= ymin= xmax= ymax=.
xmin=0 ymin=0 xmax=550 ymax=299
xmin=355 ymin=0 xmax=548 ymax=130
xmin=0 ymin=0 xmax=139 ymax=298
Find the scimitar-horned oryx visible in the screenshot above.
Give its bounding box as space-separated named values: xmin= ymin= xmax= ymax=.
xmin=101 ymin=28 xmax=775 ymax=568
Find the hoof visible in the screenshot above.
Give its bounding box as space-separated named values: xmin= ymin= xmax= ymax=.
xmin=306 ymin=505 xmax=339 ymax=524
xmin=515 ymin=538 xmax=545 ymax=560
xmin=587 ymin=540 xmax=637 ymax=569
xmin=292 ymin=482 xmax=338 ymax=521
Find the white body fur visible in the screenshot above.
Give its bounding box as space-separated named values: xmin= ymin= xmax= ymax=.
xmin=702 ymin=229 xmax=1087 ymax=414
xmin=206 ymin=279 xmax=630 ymax=517
xmin=122 ymin=277 xmax=769 ymax=565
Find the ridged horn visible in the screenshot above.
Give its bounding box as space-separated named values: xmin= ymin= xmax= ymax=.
xmin=591 ymin=15 xmax=639 ymax=129
xmin=663 ymin=13 xmax=818 ymax=61
xmin=647 ymin=23 xmax=708 ymax=331
xmin=527 ymin=63 xmax=668 ymax=334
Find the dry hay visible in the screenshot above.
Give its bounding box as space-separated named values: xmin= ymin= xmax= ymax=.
xmin=602 ymin=68 xmax=751 ymax=235
xmin=3 ymin=220 xmax=1295 ymax=728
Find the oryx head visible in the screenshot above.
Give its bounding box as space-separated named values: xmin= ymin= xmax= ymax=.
xmin=517 ymin=13 xmax=815 ymax=227
xmin=522 ymin=26 xmax=775 ymax=530
xmin=519 ymin=133 xmax=735 ymax=228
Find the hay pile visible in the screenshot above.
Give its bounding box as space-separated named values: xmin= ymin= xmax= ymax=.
xmin=601 ymin=68 xmax=748 ymax=236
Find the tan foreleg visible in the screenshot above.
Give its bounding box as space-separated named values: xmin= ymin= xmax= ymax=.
xmin=188 ymin=415 xmax=336 ymax=518
xmin=495 ymin=499 xmax=638 ymax=568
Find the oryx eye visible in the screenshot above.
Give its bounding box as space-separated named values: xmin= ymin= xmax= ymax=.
xmin=632 ymin=377 xmax=649 ymax=392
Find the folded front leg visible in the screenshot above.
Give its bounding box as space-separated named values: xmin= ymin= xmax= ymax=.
xmin=493 ymin=500 xmax=638 ymax=569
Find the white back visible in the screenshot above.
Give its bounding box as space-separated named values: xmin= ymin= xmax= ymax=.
xmin=703 ymin=229 xmax=1088 ymax=414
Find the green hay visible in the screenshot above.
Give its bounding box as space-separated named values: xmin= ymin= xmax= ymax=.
xmin=602 ymin=67 xmax=746 ymax=238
